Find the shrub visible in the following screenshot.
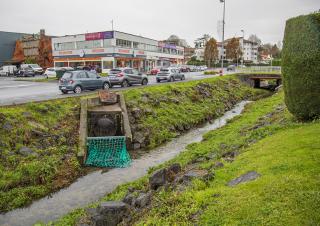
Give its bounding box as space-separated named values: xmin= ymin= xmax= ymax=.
xmin=204 ymin=71 xmax=218 ymax=75
xmin=282 ymin=12 xmax=320 ymax=120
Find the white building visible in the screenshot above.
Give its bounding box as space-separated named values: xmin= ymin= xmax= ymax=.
xmin=218 ymin=37 xmax=258 ymax=63
xmin=52 ymin=31 xmax=184 ymax=73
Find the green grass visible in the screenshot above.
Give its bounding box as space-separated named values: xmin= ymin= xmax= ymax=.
xmin=0 ymin=75 xmax=266 ymax=213
xmin=14 ymin=77 xmax=58 ymax=83
xmin=49 ymin=91 xmax=320 ymax=226
xmin=133 ymin=92 xmax=320 ymax=226
xmin=0 ymin=98 xmax=82 ymax=212
xmin=203 ymin=71 xmax=219 ymax=75
xmin=124 ymin=75 xmax=268 ymax=149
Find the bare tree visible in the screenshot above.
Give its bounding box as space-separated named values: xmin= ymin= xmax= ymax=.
xmin=248 ymin=34 xmax=262 ymax=46
xmin=204 ymin=38 xmax=218 ymax=67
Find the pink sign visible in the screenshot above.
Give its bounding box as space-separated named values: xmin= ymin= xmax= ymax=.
xmin=85 ymin=32 xmax=104 ymax=41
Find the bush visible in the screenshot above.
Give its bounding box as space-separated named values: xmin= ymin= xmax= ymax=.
xmin=204 ymin=71 xmax=218 ymax=75
xmin=282 ymin=13 xmax=320 ymax=120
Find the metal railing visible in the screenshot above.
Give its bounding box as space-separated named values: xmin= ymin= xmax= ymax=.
xmin=237 ymin=66 xmax=281 ymax=74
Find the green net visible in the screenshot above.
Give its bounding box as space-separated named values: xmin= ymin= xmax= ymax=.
xmin=86 ymin=136 xmax=131 ymax=168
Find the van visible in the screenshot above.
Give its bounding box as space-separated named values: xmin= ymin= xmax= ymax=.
xmin=0 ymin=65 xmax=18 ymax=76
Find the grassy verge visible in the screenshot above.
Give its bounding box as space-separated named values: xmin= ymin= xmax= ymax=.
xmin=203 ymin=71 xmax=219 ymax=75
xmin=47 ymin=91 xmax=320 ymax=225
xmin=123 ymin=75 xmax=269 ymax=149
xmin=0 ymin=98 xmax=82 ymax=212
xmin=14 ymin=77 xmax=58 ymax=83
xmin=0 ymin=74 xmax=267 ymax=213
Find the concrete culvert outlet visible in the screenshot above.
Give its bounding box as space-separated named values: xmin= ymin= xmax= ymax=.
xmin=94 ymin=117 xmax=117 ymax=137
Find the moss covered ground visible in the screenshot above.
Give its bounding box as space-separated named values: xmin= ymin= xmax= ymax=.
xmin=47 ymin=91 xmax=320 ymax=226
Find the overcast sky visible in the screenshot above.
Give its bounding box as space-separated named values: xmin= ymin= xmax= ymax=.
xmin=1 ymin=0 xmax=319 ymax=46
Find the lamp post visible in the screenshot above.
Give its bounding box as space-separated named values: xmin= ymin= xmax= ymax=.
xmin=241 ymin=29 xmax=245 ymax=67
xmin=220 ymin=0 xmax=225 ymax=76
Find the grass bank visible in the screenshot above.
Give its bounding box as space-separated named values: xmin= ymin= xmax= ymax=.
xmin=48 ymin=91 xmax=320 ymax=225
xmin=0 ymin=98 xmax=82 ymax=212
xmin=124 ymin=75 xmax=268 ymax=149
xmin=0 ymin=75 xmax=266 ymax=213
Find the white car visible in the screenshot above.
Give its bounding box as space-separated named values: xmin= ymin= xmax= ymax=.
xmin=44 ymin=67 xmax=60 ymax=78
xmin=0 ymin=65 xmax=17 ymax=76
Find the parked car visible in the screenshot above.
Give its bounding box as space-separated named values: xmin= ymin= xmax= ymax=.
xmin=108 ymin=68 xmax=148 ymax=87
xmin=21 ymin=64 xmax=44 ymax=74
xmin=59 ymin=71 xmax=111 ymax=94
xmin=76 ymin=66 xmax=91 ymax=71
xmin=227 ymin=65 xmax=236 ymax=71
xmin=180 ymin=65 xmax=191 ymax=72
xmin=44 ymin=67 xmax=74 ymax=79
xmin=0 ymin=65 xmax=18 ymax=76
xmin=44 ymin=67 xmax=60 ymax=78
xmin=17 ymin=65 xmax=36 ymax=77
xmin=156 ymin=67 xmax=185 ymax=83
xmin=150 ymin=67 xmax=160 ymax=75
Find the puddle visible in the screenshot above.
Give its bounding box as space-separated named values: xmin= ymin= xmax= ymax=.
xmin=0 ymin=101 xmax=250 ymax=226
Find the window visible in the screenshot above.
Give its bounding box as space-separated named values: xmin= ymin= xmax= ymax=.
xmin=124 ymin=69 xmax=133 ymax=74
xmin=77 ymin=40 xmax=101 ymax=49
xmin=103 ymin=61 xmax=113 ymax=69
xmin=133 ymin=42 xmax=139 ymax=49
xmin=87 ymin=72 xmax=97 ymax=78
xmin=116 ymin=39 xmax=132 ymax=48
xmin=103 ymin=39 xmax=112 ymax=47
xmin=54 ymin=42 xmax=75 ymax=51
xmin=76 ymin=72 xmax=88 ymax=79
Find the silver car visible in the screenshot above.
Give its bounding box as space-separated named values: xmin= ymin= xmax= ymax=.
xmin=156 ymin=68 xmax=185 ymax=83
xmin=108 ymin=68 xmax=148 ymax=87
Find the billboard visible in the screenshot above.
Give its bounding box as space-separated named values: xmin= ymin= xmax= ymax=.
xmin=85 ymin=31 xmax=114 ymax=41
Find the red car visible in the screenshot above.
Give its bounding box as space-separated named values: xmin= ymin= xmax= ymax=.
xmin=150 ymin=68 xmax=160 ymax=75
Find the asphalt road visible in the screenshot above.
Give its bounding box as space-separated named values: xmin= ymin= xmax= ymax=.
xmin=0 ymin=71 xmax=224 ymax=106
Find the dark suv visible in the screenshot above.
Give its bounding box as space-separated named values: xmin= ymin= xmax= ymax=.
xmin=59 ymin=71 xmax=111 ymax=94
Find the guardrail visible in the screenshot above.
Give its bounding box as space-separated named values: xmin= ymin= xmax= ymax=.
xmin=237 ymin=66 xmax=281 ymax=74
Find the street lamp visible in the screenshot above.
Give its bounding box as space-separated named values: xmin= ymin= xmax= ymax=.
xmin=220 ymin=0 xmax=225 ymax=76
xmin=241 ymin=29 xmax=244 ymax=67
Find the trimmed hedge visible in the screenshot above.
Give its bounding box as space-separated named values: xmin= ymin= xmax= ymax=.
xmin=282 ymin=13 xmax=320 ymax=120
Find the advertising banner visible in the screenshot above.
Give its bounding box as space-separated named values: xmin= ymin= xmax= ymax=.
xmin=85 ymin=31 xmax=114 ymax=41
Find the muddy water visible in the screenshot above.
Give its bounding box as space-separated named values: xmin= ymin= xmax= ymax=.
xmin=0 ymin=101 xmax=250 ymax=226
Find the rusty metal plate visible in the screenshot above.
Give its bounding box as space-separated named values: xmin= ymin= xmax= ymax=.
xmin=99 ymin=91 xmax=118 ymax=104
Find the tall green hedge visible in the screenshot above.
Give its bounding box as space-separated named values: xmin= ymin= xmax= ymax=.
xmin=282 ymin=13 xmax=320 ymax=120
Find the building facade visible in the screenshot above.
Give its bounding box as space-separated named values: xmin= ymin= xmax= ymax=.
xmin=12 ymin=29 xmax=54 ymax=68
xmin=0 ymin=31 xmax=28 ymax=66
xmin=52 ymin=31 xmax=184 ymax=72
xmin=218 ymin=37 xmax=258 ymax=63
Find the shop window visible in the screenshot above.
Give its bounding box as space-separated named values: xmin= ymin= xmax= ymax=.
xmin=103 ymin=61 xmax=113 ymax=69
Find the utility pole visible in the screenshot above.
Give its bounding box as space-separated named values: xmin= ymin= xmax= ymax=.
xmin=220 ymin=0 xmax=226 ymax=76
xmin=111 ymin=20 xmax=114 ymax=31
xmin=241 ymin=29 xmax=245 ymax=67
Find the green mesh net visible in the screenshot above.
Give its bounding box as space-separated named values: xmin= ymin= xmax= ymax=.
xmin=85 ymin=136 xmax=131 ymax=168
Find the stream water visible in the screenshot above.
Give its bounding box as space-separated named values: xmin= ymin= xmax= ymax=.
xmin=0 ymin=101 xmax=250 ymax=226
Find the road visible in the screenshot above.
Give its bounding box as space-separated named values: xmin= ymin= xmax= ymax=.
xmin=0 ymin=71 xmax=225 ymax=106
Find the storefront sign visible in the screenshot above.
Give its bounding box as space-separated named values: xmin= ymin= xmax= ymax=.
xmin=85 ymin=31 xmax=114 ymax=41
xmin=118 ymin=49 xmax=131 ymax=54
xmin=92 ymin=48 xmax=105 ymax=53
xmin=59 ymin=51 xmax=73 ymax=55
